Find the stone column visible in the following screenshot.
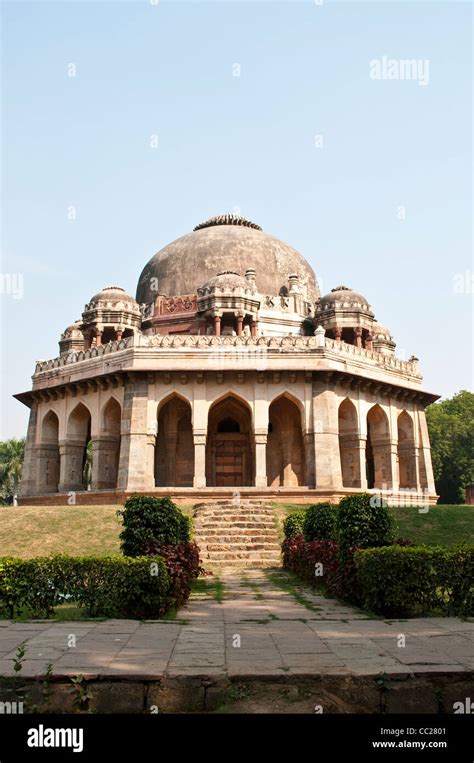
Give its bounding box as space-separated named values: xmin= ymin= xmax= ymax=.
xmin=214 ymin=314 xmax=221 ymax=336
xmin=254 ymin=431 xmax=267 ymax=487
xmin=193 ymin=433 xmax=207 ymax=488
xmin=251 ymin=320 xmax=258 ymax=337
xmin=59 ymin=440 xmax=86 ymax=492
xmin=357 ymin=435 xmax=368 ymax=490
xmin=304 ymin=432 xmax=316 ymax=488
xmin=117 ymin=375 xmax=155 ymax=491
xmin=417 ymin=409 xmax=436 ymax=495
xmin=312 ymin=377 xmax=343 ymax=490
xmin=354 ymin=326 xmax=363 ymax=348
xmin=388 ymin=439 xmax=399 ymax=491
xmin=91 ymin=435 xmax=120 ymax=490
xmin=18 ymin=402 xmax=38 ymax=497
xmin=36 ymin=444 xmax=60 ymax=494
xmin=236 ymin=313 xmax=243 ymax=337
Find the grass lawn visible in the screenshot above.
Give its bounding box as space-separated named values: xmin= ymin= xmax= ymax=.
xmin=274 ymin=502 xmax=474 ymax=547
xmin=0 ymin=502 xmax=472 ymax=560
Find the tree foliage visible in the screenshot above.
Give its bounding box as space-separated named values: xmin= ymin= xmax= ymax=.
xmin=0 ymin=438 xmax=25 ymax=505
xmin=426 ymin=390 xmax=474 ymax=504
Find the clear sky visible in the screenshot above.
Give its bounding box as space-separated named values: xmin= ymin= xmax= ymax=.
xmin=1 ymin=0 xmax=472 ymax=439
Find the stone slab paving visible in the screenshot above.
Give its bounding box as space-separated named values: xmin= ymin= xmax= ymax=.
xmin=0 ymin=569 xmax=472 ymax=678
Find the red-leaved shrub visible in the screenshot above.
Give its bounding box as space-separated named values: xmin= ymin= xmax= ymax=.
xmin=282 ymin=534 xmax=360 ymax=603
xmin=143 ymin=540 xmax=202 ymax=610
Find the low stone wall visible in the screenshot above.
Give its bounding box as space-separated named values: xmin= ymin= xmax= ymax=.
xmin=0 ymin=671 xmax=472 ymax=714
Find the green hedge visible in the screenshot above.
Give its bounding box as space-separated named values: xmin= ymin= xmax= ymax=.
xmin=118 ymin=495 xmax=191 ymax=556
xmin=337 ymin=494 xmax=395 ymax=560
xmin=355 ymin=544 xmax=474 ymax=617
xmin=283 ymin=510 xmax=307 ymax=539
xmin=0 ymin=555 xmax=170 ymax=620
xmin=303 ymin=503 xmax=337 ymax=541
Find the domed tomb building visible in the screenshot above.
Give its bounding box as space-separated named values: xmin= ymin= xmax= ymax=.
xmin=16 ymin=214 xmax=438 ymax=504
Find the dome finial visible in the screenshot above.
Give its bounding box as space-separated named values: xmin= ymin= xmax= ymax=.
xmin=193 ymin=214 xmax=262 ymax=232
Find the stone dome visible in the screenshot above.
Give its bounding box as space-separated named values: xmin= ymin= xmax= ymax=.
xmin=85 ymin=286 xmax=138 ymax=311
xmin=136 ymin=217 xmax=319 ymax=305
xmin=199 ymin=270 xmax=251 ymax=293
xmin=371 ymin=321 xmax=393 ymax=340
xmin=318 ymin=285 xmax=371 ymax=312
xmin=61 ymin=321 xmax=83 ymax=340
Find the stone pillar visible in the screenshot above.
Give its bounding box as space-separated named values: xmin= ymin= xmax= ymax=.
xmin=354 ymin=326 xmax=363 ymax=348
xmin=59 ymin=440 xmax=86 ymax=492
xmin=214 ymin=314 xmax=221 ymax=336
xmin=304 ymin=432 xmax=316 ymax=488
xmin=116 ymin=327 xmax=123 ymax=341
xmin=19 ymin=402 xmax=39 ymax=497
xmin=312 ymin=377 xmax=343 ymax=490
xmin=357 ymin=435 xmax=368 ymax=490
xmin=117 ymin=375 xmax=155 ymax=490
xmin=254 ymin=431 xmax=267 ymax=487
xmin=193 ymin=433 xmax=207 ymax=488
xmin=334 ymin=325 xmax=342 ymax=342
xmin=389 ymin=439 xmax=399 ymax=491
xmin=417 ymin=409 xmax=436 ymax=495
xmin=251 ymin=320 xmax=258 ymax=337
xmin=36 ymin=444 xmax=60 ymax=494
xmin=236 ymin=313 xmax=243 ymax=337
xmin=365 ymin=331 xmax=373 ymax=351
xmin=91 ymin=435 xmax=120 ymax=490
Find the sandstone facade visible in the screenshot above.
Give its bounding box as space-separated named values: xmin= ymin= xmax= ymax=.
xmin=16 ymin=215 xmax=438 ymax=504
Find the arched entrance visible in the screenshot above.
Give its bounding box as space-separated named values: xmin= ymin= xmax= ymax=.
xmin=155 ymin=395 xmax=194 ymax=487
xmin=38 ymin=410 xmax=60 ymax=493
xmin=95 ymin=398 xmax=121 ymax=489
xmin=206 ymin=396 xmax=253 ymax=486
xmin=267 ymin=395 xmax=305 ymax=486
xmin=366 ymin=404 xmax=392 ymax=489
xmin=338 ymin=398 xmax=360 ymax=487
xmin=64 ymin=403 xmax=91 ymax=491
xmin=398 ymin=410 xmax=416 ymax=488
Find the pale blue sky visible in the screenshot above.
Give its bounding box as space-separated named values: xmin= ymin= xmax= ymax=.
xmin=1 ymin=0 xmax=472 ymax=439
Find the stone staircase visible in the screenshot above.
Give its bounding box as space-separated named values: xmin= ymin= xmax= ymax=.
xmin=193 ymin=499 xmax=282 ymax=569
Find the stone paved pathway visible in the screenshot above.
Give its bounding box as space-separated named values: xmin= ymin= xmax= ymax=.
xmin=0 ymin=569 xmax=472 ymax=678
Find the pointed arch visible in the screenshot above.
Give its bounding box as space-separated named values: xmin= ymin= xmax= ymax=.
xmin=63 ymin=402 xmax=91 ymax=491
xmin=397 ymin=410 xmax=417 ymax=488
xmin=366 ymin=404 xmax=392 ymax=489
xmin=94 ymin=398 xmax=122 ymax=490
xmin=338 ymin=398 xmax=361 ymax=487
xmin=206 ymin=394 xmax=253 ymax=486
xmin=267 ymin=394 xmax=306 ymax=487
xmin=38 ymin=410 xmax=60 ymax=493
xmin=155 ymin=394 xmax=193 ymax=487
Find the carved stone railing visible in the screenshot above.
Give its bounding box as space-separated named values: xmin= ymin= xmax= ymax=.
xmin=34 ymin=333 xmax=422 ymax=378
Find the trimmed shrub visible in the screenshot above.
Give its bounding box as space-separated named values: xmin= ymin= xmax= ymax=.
xmin=0 ymin=555 xmax=170 ymax=620
xmin=282 ymin=535 xmax=360 ymax=602
xmin=283 ymin=510 xmax=307 ymax=539
xmin=303 ymin=503 xmax=337 ymax=542
xmin=118 ymin=495 xmax=191 ymax=556
xmin=154 ymin=543 xmax=201 ymax=610
xmin=355 ymin=544 xmax=474 ymax=617
xmin=336 ymin=493 xmax=395 ymax=560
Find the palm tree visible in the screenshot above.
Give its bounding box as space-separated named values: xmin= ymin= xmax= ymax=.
xmin=0 ymin=438 xmax=25 ymax=505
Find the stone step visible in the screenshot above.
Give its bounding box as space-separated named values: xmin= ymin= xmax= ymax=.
xmin=194 ymin=532 xmax=278 ymax=542
xmin=199 ymin=542 xmax=281 ymax=552
xmin=194 ymin=514 xmax=275 ymax=527
xmin=199 ymin=550 xmax=281 ymax=561
xmin=194 ymin=510 xmax=276 ymax=518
